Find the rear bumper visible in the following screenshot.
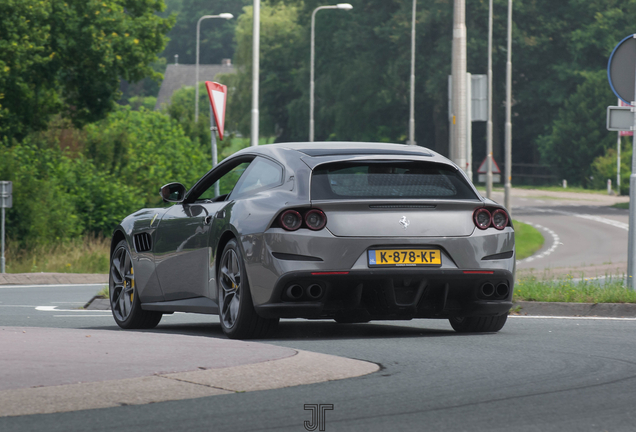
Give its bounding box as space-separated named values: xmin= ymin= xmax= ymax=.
xmin=254 ymin=268 xmax=514 ymax=320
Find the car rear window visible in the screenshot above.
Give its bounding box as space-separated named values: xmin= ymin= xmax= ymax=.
xmin=311 ymin=161 xmax=478 ymax=200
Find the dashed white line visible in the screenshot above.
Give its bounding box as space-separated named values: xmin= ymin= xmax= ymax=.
xmin=510 ymin=315 xmax=636 ymax=321
xmin=516 ymin=221 xmax=561 ymax=264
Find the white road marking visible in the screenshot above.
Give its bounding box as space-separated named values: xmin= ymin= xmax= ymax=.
xmin=35 ymin=306 xmax=107 ymax=313
xmin=510 ymin=315 xmax=636 ymax=321
xmin=0 ymin=283 xmax=105 ymax=289
xmin=526 ymin=207 xmax=628 ymax=230
xmin=516 ymin=221 xmax=561 ymax=264
xmin=53 ymin=315 xmax=112 ymax=318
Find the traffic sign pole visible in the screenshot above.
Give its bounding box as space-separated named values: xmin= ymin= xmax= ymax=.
xmin=607 ymin=34 xmax=636 ymax=288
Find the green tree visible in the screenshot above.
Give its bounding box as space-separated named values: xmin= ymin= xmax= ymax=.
xmin=538 ymin=70 xmax=616 ymax=186
xmin=161 ymin=0 xmax=251 ymax=65
xmin=0 ymin=0 xmax=174 ymax=142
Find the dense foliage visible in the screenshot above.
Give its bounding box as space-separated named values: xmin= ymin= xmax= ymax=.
xmin=0 ymin=108 xmax=210 ymax=249
xmin=0 ymin=0 xmax=174 ymax=141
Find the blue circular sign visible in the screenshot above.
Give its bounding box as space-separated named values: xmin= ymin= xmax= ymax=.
xmin=608 ymin=34 xmax=636 ymax=105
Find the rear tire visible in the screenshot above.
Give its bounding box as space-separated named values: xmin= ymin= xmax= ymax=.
xmin=217 ymin=239 xmax=279 ymax=339
xmin=109 ymin=240 xmax=162 ymax=329
xmin=449 ymin=314 xmax=507 ymax=333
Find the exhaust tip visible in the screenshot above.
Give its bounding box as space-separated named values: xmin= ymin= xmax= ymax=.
xmin=286 ymin=284 xmax=303 ymax=300
xmin=307 ymin=284 xmax=324 ymax=300
xmin=496 ymin=283 xmax=509 ymax=298
xmin=480 ymin=282 xmax=495 ymax=298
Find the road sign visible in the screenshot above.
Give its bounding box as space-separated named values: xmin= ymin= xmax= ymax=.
xmin=0 ymin=181 xmax=12 ymax=209
xmin=607 ymin=105 xmax=633 ymax=131
xmin=205 ymin=81 xmax=227 ymax=140
xmin=448 ymin=74 xmax=488 ymax=121
xmin=476 ymin=156 xmax=501 ymax=183
xmin=608 ymin=34 xmax=636 ymax=105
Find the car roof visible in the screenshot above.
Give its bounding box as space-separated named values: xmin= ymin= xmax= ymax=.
xmin=234 ymin=142 xmax=455 ymax=169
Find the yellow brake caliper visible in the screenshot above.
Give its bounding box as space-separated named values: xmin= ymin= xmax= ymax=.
xmin=130 ymin=268 xmax=134 ymax=302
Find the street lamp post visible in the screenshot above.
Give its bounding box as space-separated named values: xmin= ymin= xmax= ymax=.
xmin=251 ymin=0 xmax=260 ymax=147
xmin=195 ymin=13 xmax=234 ymax=123
xmin=486 ymin=0 xmax=493 ymax=199
xmin=309 ymin=3 xmax=353 ymax=142
xmin=408 ymin=0 xmax=417 ymax=146
xmin=504 ymin=0 xmax=512 ymax=213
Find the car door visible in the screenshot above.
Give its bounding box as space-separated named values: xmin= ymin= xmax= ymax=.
xmin=153 ymin=158 xmax=253 ymax=301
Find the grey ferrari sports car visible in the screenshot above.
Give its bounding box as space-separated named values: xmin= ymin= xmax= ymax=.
xmin=109 ymin=142 xmax=515 ymax=339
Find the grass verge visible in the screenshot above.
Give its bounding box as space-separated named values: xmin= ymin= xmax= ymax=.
xmin=513 ymin=220 xmax=544 ymax=260
xmin=6 ymin=235 xmax=110 ymax=274
xmin=514 ymin=275 xmax=635 ymax=303
xmin=613 ymin=202 xmax=629 ymax=209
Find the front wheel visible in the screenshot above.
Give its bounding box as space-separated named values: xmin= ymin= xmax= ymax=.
xmin=109 ymin=240 xmax=162 ymax=329
xmin=449 ymin=315 xmax=507 ymax=333
xmin=217 ymin=239 xmax=278 ymax=339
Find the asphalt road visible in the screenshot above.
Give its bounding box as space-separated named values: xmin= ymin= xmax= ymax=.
xmin=497 ymin=190 xmax=629 ymax=278
xmin=3 ymin=284 xmax=636 ymax=431
xmin=1 ymin=190 xmax=633 ymax=431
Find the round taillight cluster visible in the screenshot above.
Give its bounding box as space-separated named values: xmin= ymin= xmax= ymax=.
xmin=278 ymin=209 xmax=327 ymax=231
xmin=473 ymin=208 xmax=509 ymax=230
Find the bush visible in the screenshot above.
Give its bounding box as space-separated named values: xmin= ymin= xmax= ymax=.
xmin=85 ymin=106 xmax=211 ymax=207
xmin=591 ymin=141 xmax=631 ymax=195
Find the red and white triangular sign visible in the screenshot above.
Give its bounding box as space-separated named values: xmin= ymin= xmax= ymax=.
xmin=477 ymin=157 xmax=501 ymax=174
xmin=205 ymin=81 xmax=227 ymax=141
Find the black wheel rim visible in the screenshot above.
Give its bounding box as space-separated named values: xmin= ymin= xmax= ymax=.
xmin=110 ymin=246 xmax=135 ymax=322
xmin=219 ymin=249 xmax=241 ymax=329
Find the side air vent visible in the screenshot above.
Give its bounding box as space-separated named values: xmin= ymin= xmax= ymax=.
xmin=134 ymin=232 xmax=152 ymax=253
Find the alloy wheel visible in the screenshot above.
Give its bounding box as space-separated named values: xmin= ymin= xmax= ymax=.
xmin=110 ymin=246 xmax=135 ymax=322
xmin=219 ymin=249 xmax=241 ymax=329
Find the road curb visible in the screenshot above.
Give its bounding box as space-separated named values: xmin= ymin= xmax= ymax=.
xmin=513 ymin=301 xmax=636 ymax=318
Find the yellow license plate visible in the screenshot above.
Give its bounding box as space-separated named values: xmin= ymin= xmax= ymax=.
xmin=368 ymin=249 xmax=442 ymax=267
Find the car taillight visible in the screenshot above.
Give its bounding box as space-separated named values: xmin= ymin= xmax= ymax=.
xmin=304 ymin=209 xmax=327 ymax=231
xmin=279 ymin=210 xmax=302 ymax=231
xmin=492 ymin=209 xmax=509 ymax=230
xmin=473 ymin=208 xmax=492 ymax=230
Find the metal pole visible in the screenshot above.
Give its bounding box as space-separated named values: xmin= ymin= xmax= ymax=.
xmin=628 ymin=38 xmax=636 ymax=288
xmin=504 ymin=0 xmax=512 ymax=213
xmin=210 ymin=103 xmax=220 ymax=197
xmin=310 ymin=8 xmax=317 ymax=142
xmin=195 ymin=17 xmax=202 ymax=123
xmin=466 ymin=73 xmax=472 ymax=181
xmin=251 ymin=1 xmax=260 ymax=146
xmin=408 ymin=0 xmax=417 ymax=146
xmin=451 ymin=0 xmax=467 ymax=170
xmin=486 ymin=0 xmax=493 ymax=198
xmin=1 ymin=207 xmax=4 ymax=274
xmin=618 ymin=132 xmax=621 ymax=192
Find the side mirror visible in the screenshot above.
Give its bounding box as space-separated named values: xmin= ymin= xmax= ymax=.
xmin=160 ymin=183 xmax=186 ymax=203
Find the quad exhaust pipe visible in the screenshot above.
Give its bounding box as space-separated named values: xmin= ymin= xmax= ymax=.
xmin=479 ymin=282 xmax=509 ymax=299
xmin=285 ymin=283 xmax=324 ymax=301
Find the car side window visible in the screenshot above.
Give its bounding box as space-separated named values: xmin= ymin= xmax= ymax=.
xmin=197 ymin=162 xmax=251 ymax=201
xmin=229 ymin=157 xmax=283 ymax=199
